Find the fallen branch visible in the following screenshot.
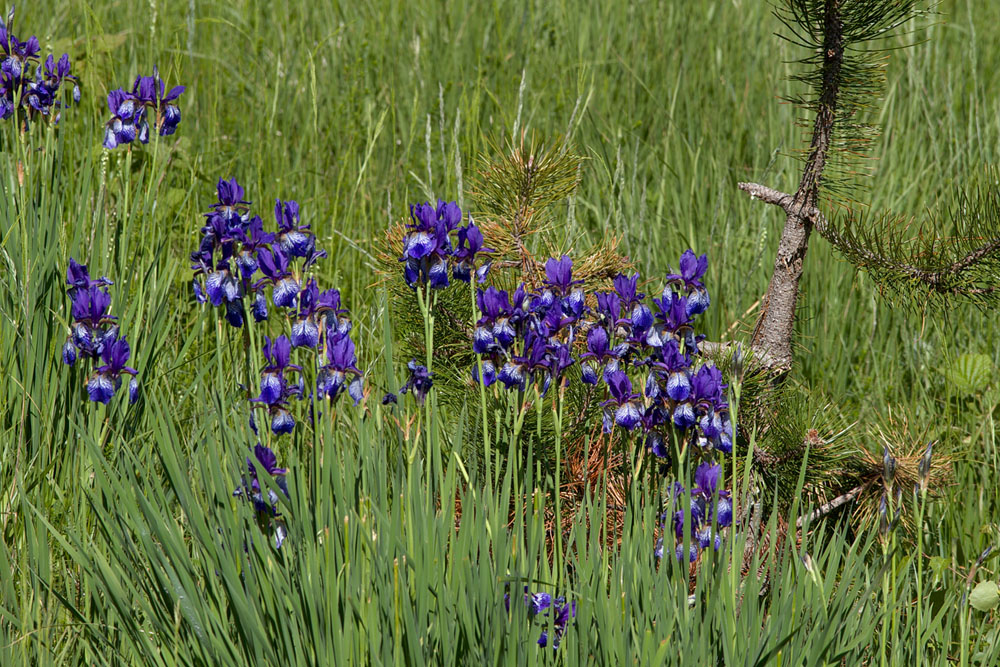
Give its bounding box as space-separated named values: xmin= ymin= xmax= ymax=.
xmin=796 ymin=480 xmax=873 ymax=528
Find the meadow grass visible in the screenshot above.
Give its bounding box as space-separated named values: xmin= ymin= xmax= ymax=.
xmin=1 ymin=0 xmax=999 ymax=664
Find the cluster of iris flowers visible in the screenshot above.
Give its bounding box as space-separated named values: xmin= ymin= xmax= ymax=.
xmin=190 ymin=178 xmax=365 ymax=431
xmin=393 ymin=197 xmax=737 ymax=569
xmin=399 ymin=200 xmax=493 ymax=288
xmin=103 ymin=66 xmax=184 ymax=149
xmin=62 ymin=259 xmax=139 ymax=405
xmin=0 ymin=8 xmax=79 ymax=125
xmin=504 ymin=587 xmax=577 ymax=649
xmin=465 ymin=248 xmax=734 ymax=563
xmin=469 ymin=251 xmax=731 ymax=442
xmin=191 ymin=178 xmax=364 ymax=547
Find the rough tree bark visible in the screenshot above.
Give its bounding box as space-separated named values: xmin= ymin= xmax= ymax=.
xmin=744 ymin=0 xmax=844 ymax=374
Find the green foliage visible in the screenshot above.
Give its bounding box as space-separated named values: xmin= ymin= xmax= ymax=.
xmin=2 ymin=0 xmax=1000 ymax=664
xmin=946 ymin=353 xmax=995 ymax=395
xmin=970 ymin=581 xmax=1000 ymax=612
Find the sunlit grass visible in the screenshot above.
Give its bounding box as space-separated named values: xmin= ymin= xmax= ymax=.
xmin=2 ymin=0 xmax=999 ymax=664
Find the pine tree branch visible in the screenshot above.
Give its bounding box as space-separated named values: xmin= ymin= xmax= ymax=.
xmin=740 ymin=183 xmax=1000 ymax=301
xmin=899 ymin=239 xmax=1000 ymax=294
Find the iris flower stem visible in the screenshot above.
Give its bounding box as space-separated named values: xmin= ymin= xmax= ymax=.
xmin=468 ymin=278 xmax=491 ymax=483
xmin=13 ymin=104 xmax=30 ymax=460
xmin=144 ymin=124 xmax=161 ymax=209
xmin=122 ymin=147 xmax=132 ymax=264
xmin=415 ymin=283 xmax=436 ymax=497
xmin=672 ymin=430 xmax=692 ymax=592
xmin=553 ymin=384 xmax=565 ymax=591
xmin=729 ymin=377 xmax=742 ymax=615
xmin=241 ymin=312 xmax=253 ymax=402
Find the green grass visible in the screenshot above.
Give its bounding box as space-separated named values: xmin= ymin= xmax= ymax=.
xmin=2 ymin=0 xmax=999 ymax=664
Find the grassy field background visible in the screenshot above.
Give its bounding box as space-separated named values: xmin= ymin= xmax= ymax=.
xmin=2 ymin=0 xmax=999 ymax=664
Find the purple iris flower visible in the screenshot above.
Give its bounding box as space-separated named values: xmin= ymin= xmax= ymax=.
xmin=691 ymin=363 xmax=725 ymax=404
xmin=579 ymin=326 xmax=619 ymax=367
xmin=525 ymin=591 xmax=552 ymax=615
xmin=673 ymin=362 xmax=726 ymax=431
xmin=653 ymin=290 xmax=692 ymax=337
xmin=204 ymin=257 xmax=241 ymax=308
xmin=152 ymin=67 xmax=184 ymax=136
xmin=498 ymin=355 xmax=528 ymax=391
xmin=543 ymin=255 xmax=583 ymax=296
xmin=399 ymin=360 xmax=433 ymax=404
xmin=666 ymin=250 xmax=710 ymax=316
xmin=233 ymin=443 xmax=290 ymax=547
xmin=291 ymin=280 xmax=349 ymax=349
xmin=655 ymin=340 xmax=692 ymax=401
xmin=666 ymin=249 xmax=709 ymax=292
xmin=403 ymin=202 xmax=438 ymax=260
xmin=62 ymin=340 xmax=77 ymax=366
xmin=579 ymin=326 xmax=622 ymax=384
xmin=131 ymin=74 xmax=156 ymax=142
xmin=257 ymin=335 xmax=301 ymax=404
xmin=66 ymin=258 xmax=112 ymax=294
xmin=560 ymin=288 xmax=588 ymax=324
xmin=595 ymin=291 xmax=622 ymax=324
xmin=70 ymin=285 xmax=114 ymax=324
xmin=290 ymin=279 xmax=321 ymax=348
xmin=129 ymin=66 xmax=184 ymax=140
xmin=39 ymin=53 xmax=80 ymax=106
xmin=630 ymin=303 xmax=654 ymax=332
xmin=613 ymin=273 xmax=644 ymax=310
xmin=86 ymin=335 xmax=139 ymax=404
xmin=0 ymin=28 xmax=39 ymax=80
xmin=675 ymin=543 xmax=700 ymax=563
xmin=24 ymin=54 xmax=74 ymax=119
xmin=317 ymin=332 xmax=363 ymax=405
xmin=538 ymin=597 xmax=576 ymax=649
xmin=103 ymin=89 xmax=138 ymax=149
xmin=251 ymin=291 xmax=268 ymax=322
xmin=670 ymin=461 xmax=733 ymax=551
xmin=251 ymin=336 xmax=302 ymax=435
xmin=693 ymin=460 xmax=721 ymax=496
xmin=69 ymin=285 xmax=118 ymax=358
xmin=602 ymin=369 xmax=642 ymax=430
xmin=400 ymin=200 xmax=465 ymax=289
xmin=472 ymin=359 xmax=497 ymax=387
xmin=693 ymin=461 xmax=733 ymax=529
xmin=256 ymin=246 xmax=298 ymax=309
xmin=234 ymin=215 xmax=274 ymax=279
xmin=646 ymin=430 xmax=669 ymax=458
xmin=61 ymin=259 xmax=133 ymax=386
xmin=208 ymin=177 xmax=251 ymax=230
xmin=0 ymin=81 xmax=15 ymax=120
xmin=475 ymin=286 xmax=515 ymax=351
xmin=274 ymin=199 xmax=315 ymax=258
xmin=452 ymin=222 xmax=493 ymax=283
xmin=505 ymin=587 xmax=576 ymax=650
xmin=673 ymin=400 xmax=697 ymax=429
